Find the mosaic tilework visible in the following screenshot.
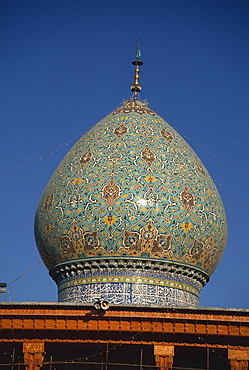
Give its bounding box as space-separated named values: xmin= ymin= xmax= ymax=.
xmin=54 ymin=258 xmax=202 ymax=306
xmin=59 ymin=269 xmax=200 ymax=293
xmin=59 ymin=275 xmax=199 ymax=296
xmin=35 ymin=99 xmax=227 ymax=306
xmin=58 ymin=281 xmax=199 ymax=307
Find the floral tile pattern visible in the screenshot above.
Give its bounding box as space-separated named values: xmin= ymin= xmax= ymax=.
xmin=35 ymin=99 xmax=227 ymax=306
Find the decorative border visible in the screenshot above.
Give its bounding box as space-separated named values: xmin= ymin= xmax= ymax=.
xmin=50 ymin=257 xmax=209 ymax=288
xmin=58 ymin=274 xmax=199 ymax=296
xmin=58 ymin=281 xmax=199 ymax=307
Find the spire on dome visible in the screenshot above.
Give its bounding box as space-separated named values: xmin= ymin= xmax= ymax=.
xmin=130 ymin=39 xmax=143 ymax=99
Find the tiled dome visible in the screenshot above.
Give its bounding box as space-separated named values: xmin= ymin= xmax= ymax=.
xmin=35 ymin=99 xmax=227 ymax=306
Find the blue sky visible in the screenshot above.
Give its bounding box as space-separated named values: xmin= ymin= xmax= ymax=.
xmin=1 ymin=0 xmax=249 ymax=308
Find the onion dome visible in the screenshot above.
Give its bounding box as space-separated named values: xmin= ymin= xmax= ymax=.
xmin=34 ymin=51 xmax=227 ymax=307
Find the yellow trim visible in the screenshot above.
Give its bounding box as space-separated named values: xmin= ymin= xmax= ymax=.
xmin=59 ymin=275 xmax=199 ymax=295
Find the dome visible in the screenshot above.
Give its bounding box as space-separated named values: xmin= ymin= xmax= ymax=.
xmin=34 ymin=99 xmax=227 ymax=307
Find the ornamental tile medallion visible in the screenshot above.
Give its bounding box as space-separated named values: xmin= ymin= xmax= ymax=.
xmin=35 ymin=99 xmax=227 ymax=307
xmin=161 ymin=128 xmax=174 ymax=143
xmin=79 ymin=148 xmax=92 ymax=167
xmin=44 ymin=192 xmax=54 ymax=214
xmin=113 ymin=124 xmax=128 ymax=137
xmin=180 ymin=186 xmax=195 ymax=214
xmin=141 ymin=146 xmax=156 ymax=167
xmin=102 ymin=179 xmax=120 ymax=207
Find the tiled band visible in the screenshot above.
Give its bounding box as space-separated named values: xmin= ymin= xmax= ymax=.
xmin=58 ymin=281 xmax=199 ymax=306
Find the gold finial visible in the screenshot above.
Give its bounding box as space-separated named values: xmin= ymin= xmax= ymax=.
xmin=130 ymin=39 xmax=143 ymax=99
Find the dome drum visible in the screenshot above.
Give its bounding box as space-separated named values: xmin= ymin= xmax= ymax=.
xmin=49 ymin=257 xmax=208 ymax=306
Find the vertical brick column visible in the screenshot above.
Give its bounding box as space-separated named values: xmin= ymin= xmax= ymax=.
xmin=228 ymin=349 xmax=249 ymax=370
xmin=23 ymin=342 xmax=45 ymax=370
xmin=154 ymin=345 xmax=174 ymax=370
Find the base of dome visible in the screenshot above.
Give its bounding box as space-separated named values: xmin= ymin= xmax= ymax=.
xmin=50 ymin=257 xmax=208 ymax=307
xmin=58 ymin=280 xmax=199 ymax=306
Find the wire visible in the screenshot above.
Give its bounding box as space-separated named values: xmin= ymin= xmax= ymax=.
xmin=214 ymin=178 xmax=249 ymax=211
xmin=172 ymin=126 xmax=249 ymax=175
xmin=1 ymin=214 xmax=35 ymax=246
xmin=198 ymin=336 xmax=229 ymax=365
xmin=2 ymin=122 xmax=249 ymax=177
xmin=0 ymin=132 xmax=85 ymax=175
xmin=0 ymin=361 xmax=217 ymax=369
xmin=7 ymin=261 xmax=42 ymax=287
xmin=67 ymin=332 xmax=141 ymax=364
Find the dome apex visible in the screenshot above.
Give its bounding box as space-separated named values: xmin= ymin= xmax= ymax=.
xmin=35 ymin=99 xmax=227 ymax=307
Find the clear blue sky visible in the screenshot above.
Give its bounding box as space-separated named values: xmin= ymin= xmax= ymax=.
xmin=1 ymin=0 xmax=249 ymax=308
